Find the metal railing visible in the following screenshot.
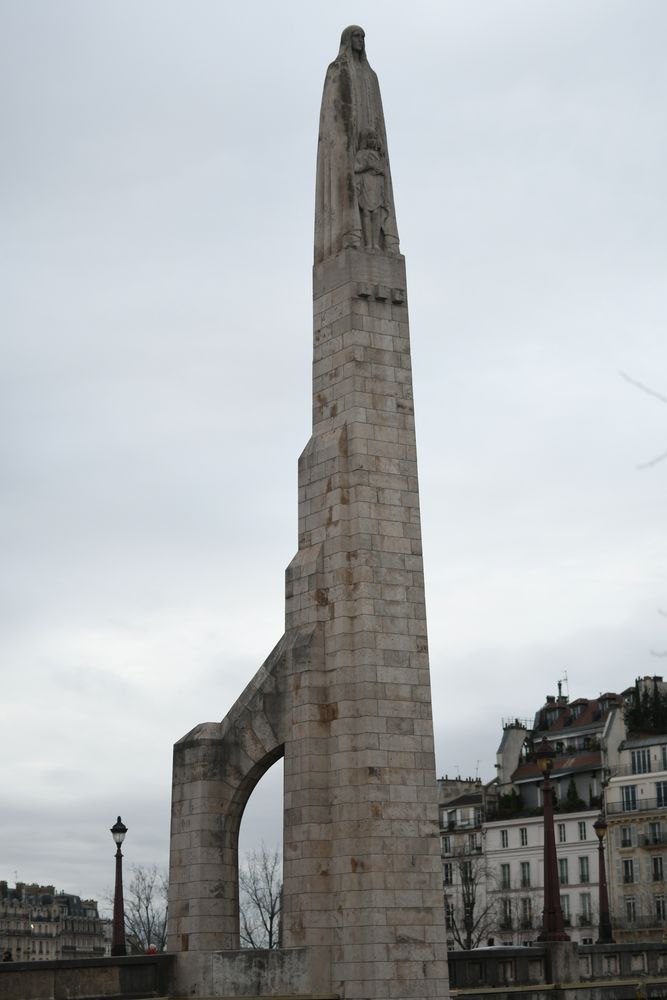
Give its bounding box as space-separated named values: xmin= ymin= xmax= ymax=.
xmin=639 ymin=832 xmax=667 ymax=847
xmin=608 ymin=761 xmax=667 ymax=778
xmin=606 ymin=797 xmax=666 ymax=814
xmin=612 ymin=915 xmax=667 ymax=930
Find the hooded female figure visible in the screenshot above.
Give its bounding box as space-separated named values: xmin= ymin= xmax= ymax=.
xmin=314 ymin=26 xmax=401 ymax=264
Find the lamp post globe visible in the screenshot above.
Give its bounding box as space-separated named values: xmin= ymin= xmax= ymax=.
xmin=110 ymin=816 xmax=128 ymax=956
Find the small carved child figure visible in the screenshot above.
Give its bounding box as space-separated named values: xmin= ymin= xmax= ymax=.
xmin=354 ymin=128 xmax=388 ymax=251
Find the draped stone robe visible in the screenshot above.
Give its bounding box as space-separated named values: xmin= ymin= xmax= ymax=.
xmin=314 ymin=26 xmax=400 ymax=263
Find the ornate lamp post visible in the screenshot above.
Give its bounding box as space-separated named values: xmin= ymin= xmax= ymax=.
xmin=110 ymin=816 xmax=128 ymax=956
xmin=535 ymin=739 xmax=570 ymax=942
xmin=593 ymin=813 xmax=614 ymax=943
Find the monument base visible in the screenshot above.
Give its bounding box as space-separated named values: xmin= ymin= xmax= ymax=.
xmin=167 ymin=947 xmax=335 ymax=999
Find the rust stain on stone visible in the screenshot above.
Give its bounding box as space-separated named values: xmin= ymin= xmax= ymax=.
xmin=319 ymin=702 xmax=339 ymax=723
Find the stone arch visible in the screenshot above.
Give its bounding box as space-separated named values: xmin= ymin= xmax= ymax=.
xmin=167 ymin=626 xmax=320 ymax=953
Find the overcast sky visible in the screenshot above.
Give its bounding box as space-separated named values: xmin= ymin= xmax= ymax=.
xmin=2 ymin=0 xmax=665 ymax=909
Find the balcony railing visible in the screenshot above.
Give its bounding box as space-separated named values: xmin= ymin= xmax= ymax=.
xmin=608 ymin=762 xmax=667 ymax=778
xmin=640 ymin=832 xmax=667 ymax=847
xmin=606 ymin=797 xmax=666 ymax=814
xmin=520 ymin=919 xmax=533 ymax=930
xmin=445 ymin=817 xmax=484 ymax=831
xmin=612 ymin=915 xmax=667 ymax=930
xmin=578 ymin=915 xmax=592 ymax=927
xmin=499 ymin=918 xmax=513 ymax=930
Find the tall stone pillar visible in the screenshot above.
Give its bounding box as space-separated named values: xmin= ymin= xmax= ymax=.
xmin=168 ymin=25 xmax=450 ymax=1000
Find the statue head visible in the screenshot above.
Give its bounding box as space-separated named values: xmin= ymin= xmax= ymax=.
xmin=339 ymin=25 xmax=366 ymax=59
xmin=359 ymin=128 xmax=382 ymax=154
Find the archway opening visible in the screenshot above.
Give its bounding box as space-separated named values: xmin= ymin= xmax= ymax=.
xmin=237 ymin=757 xmax=284 ymax=949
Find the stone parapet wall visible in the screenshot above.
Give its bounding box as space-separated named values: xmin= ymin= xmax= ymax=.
xmin=448 ymin=941 xmax=667 ymax=998
xmin=0 ymin=953 xmax=172 ymax=1000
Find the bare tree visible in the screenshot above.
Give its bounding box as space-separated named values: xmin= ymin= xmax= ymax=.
xmin=619 ymin=372 xmax=667 ymax=469
xmin=620 ymin=373 xmax=666 ymax=657
xmin=239 ymin=845 xmax=281 ymax=950
xmin=445 ymin=849 xmax=497 ymax=951
xmin=124 ymin=864 xmax=168 ymax=953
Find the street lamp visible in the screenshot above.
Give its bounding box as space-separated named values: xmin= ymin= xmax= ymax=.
xmin=110 ymin=816 xmax=128 ymax=956
xmin=535 ymin=739 xmax=570 ymax=942
xmin=593 ymin=813 xmax=614 ymax=943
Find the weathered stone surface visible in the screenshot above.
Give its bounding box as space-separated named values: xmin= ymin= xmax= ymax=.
xmin=167 ymin=25 xmax=449 ymax=1000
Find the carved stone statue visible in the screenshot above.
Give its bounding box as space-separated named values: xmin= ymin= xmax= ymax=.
xmin=314 ymin=26 xmax=400 ymax=263
xmin=354 ymin=127 xmax=388 ymax=251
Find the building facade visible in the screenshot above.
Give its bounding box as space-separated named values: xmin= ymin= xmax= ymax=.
xmin=439 ymin=676 xmax=667 ymax=949
xmin=0 ymin=882 xmax=106 ymax=962
xmin=604 ymin=711 xmax=667 ymax=941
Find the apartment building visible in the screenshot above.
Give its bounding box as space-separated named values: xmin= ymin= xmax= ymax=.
xmin=484 ymin=809 xmax=600 ymax=946
xmin=439 ymin=678 xmax=667 ymax=949
xmin=603 ymin=679 xmax=667 ymax=942
xmin=0 ymin=882 xmax=106 ymax=962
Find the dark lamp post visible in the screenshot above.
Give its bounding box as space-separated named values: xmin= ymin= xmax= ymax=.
xmin=535 ymin=740 xmax=570 ymax=942
xmin=593 ymin=813 xmax=614 ymax=943
xmin=110 ymin=816 xmax=128 ymax=956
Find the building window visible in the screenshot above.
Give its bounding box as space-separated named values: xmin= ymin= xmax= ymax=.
xmin=648 ymin=821 xmax=662 ymax=845
xmin=445 ymin=901 xmax=455 ymax=925
xmin=560 ymin=895 xmax=570 ymax=924
xmin=656 ymin=896 xmax=666 ymax=922
xmin=632 ymin=748 xmax=651 ymax=774
xmin=442 ymin=835 xmax=451 ymax=855
xmin=579 ymin=856 xmax=590 ymax=883
xmin=622 ymin=785 xmax=637 ymax=811
xmin=578 ymin=821 xmax=587 ymax=841
xmin=625 ymin=896 xmax=636 ymax=922
xmin=520 ymin=861 xmax=531 ymax=888
xmin=521 ymin=897 xmax=532 ymax=929
xmin=559 ymin=858 xmax=569 ymax=885
xmin=501 ymin=897 xmax=512 ymax=929
xmin=580 ymin=892 xmax=592 ymax=926
xmin=520 ymin=827 xmax=528 ymax=847
xmin=461 ymin=860 xmax=473 ymax=882
xmin=620 ymin=826 xmax=633 ymax=848
xmin=500 ymin=863 xmax=511 ymax=890
xmin=443 ymin=862 xmax=453 ymax=886
xmin=558 ymin=823 xmax=566 ymax=843
xmin=652 ymin=856 xmax=664 ymax=882
xmin=662 ymin=745 xmax=667 ymax=771
xmin=501 ymin=829 xmax=509 ymax=849
xmin=468 ymin=833 xmax=479 ymax=852
xmin=657 ymin=781 xmax=667 ymax=808
xmin=623 ymin=859 xmax=635 ymax=884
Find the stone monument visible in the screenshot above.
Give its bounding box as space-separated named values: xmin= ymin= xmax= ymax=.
xmin=167 ymin=26 xmax=450 ymax=1000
